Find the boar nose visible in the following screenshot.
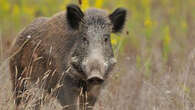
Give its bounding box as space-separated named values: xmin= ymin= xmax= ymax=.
xmin=87 ymin=74 xmax=104 ymax=84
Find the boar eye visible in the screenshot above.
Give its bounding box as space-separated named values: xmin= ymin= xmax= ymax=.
xmin=104 ymin=37 xmax=108 ymax=42
xmin=104 ymin=34 xmax=110 ymax=42
xmin=82 ymin=37 xmax=87 ymax=41
xmin=82 ymin=37 xmax=89 ymax=44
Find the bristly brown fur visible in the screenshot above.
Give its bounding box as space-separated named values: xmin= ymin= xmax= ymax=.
xmin=9 ymin=4 xmax=126 ymax=110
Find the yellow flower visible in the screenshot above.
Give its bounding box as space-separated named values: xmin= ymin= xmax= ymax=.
xmin=1 ymin=0 xmax=10 ymax=12
xmin=111 ymin=38 xmax=117 ymax=45
xmin=162 ymin=26 xmax=171 ymax=59
xmin=81 ymin=0 xmax=89 ymax=11
xmin=23 ymin=7 xmax=34 ymax=16
xmin=164 ymin=34 xmax=171 ymax=45
xmin=111 ymin=34 xmax=119 ymax=46
xmin=144 ymin=18 xmax=152 ymax=27
xmin=181 ymin=20 xmax=187 ymax=29
xmin=142 ymin=0 xmax=151 ymax=7
xmin=95 ymin=0 xmax=103 ymax=8
xmin=12 ymin=5 xmax=20 ymax=16
xmin=164 ymin=26 xmax=171 ymax=45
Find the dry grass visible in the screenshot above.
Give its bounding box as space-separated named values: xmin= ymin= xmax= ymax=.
xmin=0 ymin=46 xmax=195 ymax=110
xmin=93 ymin=48 xmax=195 ymax=110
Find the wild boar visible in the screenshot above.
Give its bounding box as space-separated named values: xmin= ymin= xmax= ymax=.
xmin=9 ymin=4 xmax=126 ymax=110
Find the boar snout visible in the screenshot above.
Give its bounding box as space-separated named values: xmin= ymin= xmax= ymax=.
xmin=87 ymin=72 xmax=104 ymax=84
xmin=86 ymin=60 xmax=105 ymax=85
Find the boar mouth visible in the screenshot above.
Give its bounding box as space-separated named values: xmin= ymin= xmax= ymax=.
xmin=71 ymin=64 xmax=104 ymax=85
xmin=70 ymin=57 xmax=105 ymax=85
xmin=71 ymin=64 xmax=104 ymax=84
xmin=87 ymin=71 xmax=104 ymax=85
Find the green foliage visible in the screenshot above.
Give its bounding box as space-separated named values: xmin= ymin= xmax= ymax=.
xmin=0 ymin=0 xmax=194 ymax=78
xmin=144 ymin=57 xmax=152 ymax=78
xmin=162 ymin=26 xmax=171 ymax=61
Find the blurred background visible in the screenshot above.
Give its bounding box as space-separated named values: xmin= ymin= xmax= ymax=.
xmin=0 ymin=0 xmax=195 ymax=110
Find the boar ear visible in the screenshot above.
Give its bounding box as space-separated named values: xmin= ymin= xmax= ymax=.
xmin=109 ymin=8 xmax=127 ymax=33
xmin=67 ymin=4 xmax=84 ymax=29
